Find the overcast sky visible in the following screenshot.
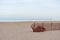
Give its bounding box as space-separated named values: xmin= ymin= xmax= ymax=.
xmin=0 ymin=0 xmax=60 ymax=20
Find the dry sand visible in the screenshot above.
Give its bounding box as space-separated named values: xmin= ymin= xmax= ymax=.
xmin=0 ymin=22 xmax=60 ymax=40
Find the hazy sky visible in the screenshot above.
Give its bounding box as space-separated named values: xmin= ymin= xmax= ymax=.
xmin=0 ymin=0 xmax=60 ymax=20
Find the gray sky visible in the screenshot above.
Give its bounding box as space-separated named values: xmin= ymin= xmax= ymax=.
xmin=0 ymin=0 xmax=60 ymax=20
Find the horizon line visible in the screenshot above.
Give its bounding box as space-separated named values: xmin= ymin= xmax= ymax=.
xmin=0 ymin=20 xmax=60 ymax=22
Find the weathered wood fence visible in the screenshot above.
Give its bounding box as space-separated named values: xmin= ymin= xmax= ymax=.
xmin=31 ymin=21 xmax=60 ymax=31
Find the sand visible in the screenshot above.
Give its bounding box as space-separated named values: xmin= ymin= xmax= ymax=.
xmin=0 ymin=22 xmax=60 ymax=40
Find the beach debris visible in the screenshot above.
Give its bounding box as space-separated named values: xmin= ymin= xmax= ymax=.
xmin=31 ymin=23 xmax=45 ymax=32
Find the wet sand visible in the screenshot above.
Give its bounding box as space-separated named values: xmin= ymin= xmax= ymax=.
xmin=0 ymin=22 xmax=60 ymax=40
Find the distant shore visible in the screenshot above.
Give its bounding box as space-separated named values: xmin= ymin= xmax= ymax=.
xmin=0 ymin=20 xmax=60 ymax=22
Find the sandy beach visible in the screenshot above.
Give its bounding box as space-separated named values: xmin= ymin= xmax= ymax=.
xmin=0 ymin=22 xmax=60 ymax=40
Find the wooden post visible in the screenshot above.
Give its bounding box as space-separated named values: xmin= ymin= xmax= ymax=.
xmin=50 ymin=19 xmax=52 ymax=31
